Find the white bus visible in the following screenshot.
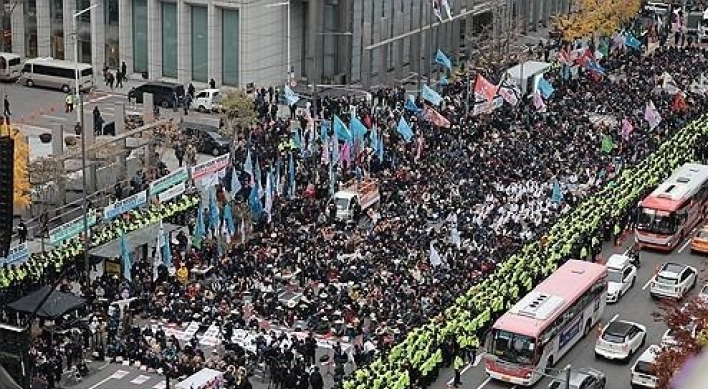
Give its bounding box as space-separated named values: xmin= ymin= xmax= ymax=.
xmin=484 ymin=260 xmax=608 ymax=386
xmin=0 ymin=53 xmax=22 ymax=81
xmin=20 ymin=58 xmax=93 ymax=93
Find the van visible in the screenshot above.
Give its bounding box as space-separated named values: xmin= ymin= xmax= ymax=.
xmin=644 ymin=2 xmax=671 ymax=15
xmin=20 ymin=58 xmax=93 ymax=92
xmin=191 ymin=89 xmax=223 ymax=113
xmin=631 ymin=345 xmax=660 ymax=388
xmin=605 ymin=254 xmax=637 ymax=303
xmin=133 ymin=81 xmax=185 ymax=108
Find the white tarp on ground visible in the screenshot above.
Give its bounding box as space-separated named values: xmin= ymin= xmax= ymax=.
xmin=505 ymin=61 xmax=552 ymax=95
xmin=176 ymin=368 xmax=224 ymax=389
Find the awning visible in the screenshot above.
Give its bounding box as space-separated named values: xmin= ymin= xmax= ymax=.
xmin=89 ymin=222 xmax=182 ymax=259
xmin=7 ymin=286 xmax=86 ymax=319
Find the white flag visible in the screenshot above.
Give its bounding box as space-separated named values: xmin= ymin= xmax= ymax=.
xmin=450 ymin=228 xmax=461 ymax=249
xmin=429 ymin=241 xmax=442 ymax=267
xmin=644 ymin=100 xmax=662 ymax=130
xmin=661 ymin=72 xmax=681 ymax=95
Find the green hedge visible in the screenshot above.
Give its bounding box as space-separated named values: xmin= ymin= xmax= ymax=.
xmin=343 ymin=117 xmax=708 ymax=389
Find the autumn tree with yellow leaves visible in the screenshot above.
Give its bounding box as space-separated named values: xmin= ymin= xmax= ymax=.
xmin=553 ymin=0 xmax=642 ymax=41
xmin=0 ymin=126 xmax=31 ymax=208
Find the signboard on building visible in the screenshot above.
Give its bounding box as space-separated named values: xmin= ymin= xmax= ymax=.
xmin=103 ymin=190 xmax=148 ymax=219
xmin=49 ymin=213 xmax=97 ymax=245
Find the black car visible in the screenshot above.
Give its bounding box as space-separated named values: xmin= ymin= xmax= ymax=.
xmin=183 ymin=123 xmax=231 ymax=156
xmin=132 ymin=81 xmax=185 ymax=108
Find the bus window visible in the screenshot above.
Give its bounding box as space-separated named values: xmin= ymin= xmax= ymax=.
xmin=489 ymin=329 xmax=537 ymax=365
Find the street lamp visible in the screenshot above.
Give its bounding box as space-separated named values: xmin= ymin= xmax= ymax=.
xmin=74 ymin=1 xmax=98 ymax=283
xmin=265 ymin=1 xmax=292 ymax=82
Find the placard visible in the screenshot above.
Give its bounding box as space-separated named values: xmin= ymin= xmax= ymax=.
xmin=158 ymin=182 xmax=186 ymax=203
xmin=149 ymin=167 xmax=189 ymax=196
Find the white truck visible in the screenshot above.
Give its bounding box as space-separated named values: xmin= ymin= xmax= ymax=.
xmin=332 ymin=179 xmax=380 ymax=220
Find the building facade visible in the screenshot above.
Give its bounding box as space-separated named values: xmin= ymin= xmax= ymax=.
xmin=2 ymin=0 xmax=566 ymax=89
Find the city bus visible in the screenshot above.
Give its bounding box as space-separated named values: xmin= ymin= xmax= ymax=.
xmin=0 ymin=52 xmax=22 ymax=81
xmin=484 ymin=260 xmax=607 ymax=386
xmin=636 ymin=163 xmax=708 ymax=251
xmin=20 ymin=58 xmax=93 ymax=93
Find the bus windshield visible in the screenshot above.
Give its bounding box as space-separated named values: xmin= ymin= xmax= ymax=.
xmin=488 ymin=330 xmax=537 ymax=365
xmin=637 ymin=208 xmax=677 ymax=234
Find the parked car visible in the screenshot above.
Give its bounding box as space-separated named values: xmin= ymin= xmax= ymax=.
xmin=650 ymin=263 xmax=698 ymax=299
xmin=631 ymin=345 xmax=660 ymax=388
xmin=183 ymin=122 xmax=231 ymax=156
xmin=605 ymin=254 xmax=637 ymax=303
xmin=548 ymin=367 xmax=606 ymax=389
xmin=133 ymin=81 xmax=185 ymax=108
xmin=191 ymin=89 xmax=223 ymax=113
xmin=595 ymin=320 xmax=646 ymax=362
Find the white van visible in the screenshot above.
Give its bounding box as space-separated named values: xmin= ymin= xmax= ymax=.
xmin=0 ymin=52 xmax=22 ymax=81
xmin=631 ymin=345 xmax=660 ymax=388
xmin=191 ymin=89 xmax=223 ymax=113
xmin=605 ymin=254 xmax=637 ymax=303
xmin=20 ymin=58 xmax=93 ymax=92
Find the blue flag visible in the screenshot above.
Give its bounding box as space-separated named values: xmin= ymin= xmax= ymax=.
xmin=320 ymin=120 xmax=331 ymax=142
xmin=224 ymin=202 xmax=235 ymax=235
xmin=208 ymin=189 xmax=220 ymax=229
xmin=243 ymin=150 xmax=254 ymax=184
xmin=275 ymin=158 xmax=282 ymax=196
xmin=288 ymin=153 xmax=296 ymax=199
xmin=551 ymin=179 xmax=563 ymax=203
xmin=292 ymin=128 xmax=303 ymax=150
xmin=368 ymin=127 xmax=379 ymax=154
xmin=435 ymin=49 xmax=452 ymax=70
xmin=438 ymin=76 xmax=449 ymax=86
xmin=334 ymin=115 xmax=352 ymax=141
xmin=159 ymin=223 xmax=172 ymax=268
xmin=350 ymin=116 xmax=368 ymax=141
xmin=254 ymin=158 xmax=263 ymax=195
xmin=586 ymin=59 xmax=606 ymax=75
xmin=624 ymin=33 xmax=642 ymax=49
xmin=538 ymin=78 xmax=555 ymax=99
xmin=377 ymin=134 xmax=384 ymax=162
xmin=120 ymin=235 xmax=132 ymax=281
xmin=405 ymin=95 xmax=422 ymax=114
xmin=422 ymin=84 xmax=443 ymax=106
xmin=396 ymin=117 xmax=414 ymax=143
xmin=248 ymin=186 xmax=263 ymax=220
xmin=230 ymin=167 xmax=242 ymax=196
xmin=284 ymin=85 xmax=300 ymax=106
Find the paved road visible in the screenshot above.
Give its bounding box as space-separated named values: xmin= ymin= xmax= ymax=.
xmin=427 ymin=230 xmax=707 ymax=389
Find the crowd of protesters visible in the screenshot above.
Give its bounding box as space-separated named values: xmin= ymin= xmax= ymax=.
xmin=6 ymin=23 xmax=708 ymax=389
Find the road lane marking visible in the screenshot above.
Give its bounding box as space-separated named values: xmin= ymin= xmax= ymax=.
xmin=678 ymin=238 xmax=691 ymax=253
xmin=609 ymin=314 xmax=619 ymax=323
xmin=474 ymin=377 xmax=492 ymax=389
xmin=41 ymin=115 xmax=67 ymax=122
xmin=85 ymin=94 xmax=112 ymax=105
xmin=98 ymin=361 xmax=110 ymax=370
xmin=87 ymin=376 xmax=113 ymax=389
xmin=447 ymin=363 xmax=474 ymax=385
xmin=473 ymin=353 xmax=485 ymax=366
xmin=642 ymin=277 xmax=654 ymax=290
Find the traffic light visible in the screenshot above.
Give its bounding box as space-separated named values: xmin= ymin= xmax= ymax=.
xmin=0 ymin=136 xmax=14 ymax=256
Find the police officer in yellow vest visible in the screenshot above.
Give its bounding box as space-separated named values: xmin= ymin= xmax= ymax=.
xmin=453 ymin=354 xmax=464 ymax=387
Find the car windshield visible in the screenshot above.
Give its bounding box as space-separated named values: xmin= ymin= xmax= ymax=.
xmin=601 ymin=331 xmax=626 ymax=343
xmin=637 ymin=208 xmax=678 ymax=234
xmin=488 ymin=330 xmax=536 ymax=365
xmin=634 ymin=360 xmax=656 ymax=375
xmin=697 ymin=230 xmax=708 ymax=239
xmin=656 ymin=275 xmax=678 ymax=285
xmin=335 ymin=198 xmax=350 ymax=211
xmin=607 ymin=270 xmax=623 ymax=283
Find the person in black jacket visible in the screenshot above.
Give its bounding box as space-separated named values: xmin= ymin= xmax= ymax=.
xmin=309 ymin=367 xmax=324 ymax=389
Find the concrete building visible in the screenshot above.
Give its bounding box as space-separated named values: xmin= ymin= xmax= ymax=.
xmin=0 ymin=0 xmax=567 ymax=89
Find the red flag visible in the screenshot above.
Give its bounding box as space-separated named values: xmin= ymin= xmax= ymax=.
xmin=474 ymin=75 xmax=496 ymax=103
xmin=425 ymin=106 xmax=451 ymax=128
xmin=672 ymin=92 xmax=688 ymax=112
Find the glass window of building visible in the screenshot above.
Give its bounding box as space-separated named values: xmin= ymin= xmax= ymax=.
xmin=49 ymin=0 xmax=64 ymax=59
xmin=132 ymin=0 xmax=147 ymax=73
xmin=162 ymin=2 xmax=177 ymax=78
xmin=76 ymin=0 xmax=92 ymax=63
xmin=322 ymin=1 xmax=340 ymax=77
xmin=25 ymin=0 xmax=38 ymax=58
xmin=222 ymin=8 xmax=239 ymax=86
xmin=191 ymin=5 xmax=208 ymax=82
xmin=106 ymin=0 xmax=119 ymax=67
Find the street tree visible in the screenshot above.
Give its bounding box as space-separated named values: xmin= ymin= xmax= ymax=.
xmin=220 ymin=90 xmax=257 ymax=140
xmin=553 ymin=0 xmax=642 ymax=41
xmin=652 ymin=298 xmax=708 ymax=389
xmin=5 ymin=126 xmax=31 ymax=207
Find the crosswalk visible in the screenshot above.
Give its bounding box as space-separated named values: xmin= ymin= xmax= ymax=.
xmin=106 ymin=368 xmax=165 ymax=389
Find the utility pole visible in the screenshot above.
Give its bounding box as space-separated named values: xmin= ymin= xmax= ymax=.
xmin=564 ymin=364 xmax=572 ymax=389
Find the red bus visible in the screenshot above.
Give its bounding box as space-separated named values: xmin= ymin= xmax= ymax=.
xmin=636 ymin=163 xmax=708 ymax=251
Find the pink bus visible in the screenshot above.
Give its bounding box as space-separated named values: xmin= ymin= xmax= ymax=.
xmin=484 ymin=260 xmax=608 ymax=386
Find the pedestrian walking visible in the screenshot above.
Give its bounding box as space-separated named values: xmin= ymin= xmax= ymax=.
xmin=17 ymin=219 xmax=27 ymax=244
xmin=93 ymin=106 xmax=104 ymax=135
xmin=120 ymin=61 xmax=127 ymax=81
xmin=65 ymin=93 xmax=74 ymax=113
xmin=174 ymin=143 xmax=185 ymax=167
xmin=209 ymin=78 xmax=216 ymax=89
xmin=115 ymin=70 xmax=123 ymax=88
xmin=107 ymin=71 xmax=115 ymax=90
xmin=3 ymin=95 xmax=10 ymax=116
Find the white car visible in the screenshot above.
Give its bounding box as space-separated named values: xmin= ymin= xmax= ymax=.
xmin=605 ymin=254 xmax=637 ymax=303
xmin=191 ymin=88 xmax=223 ymax=113
xmin=595 ymin=320 xmax=647 ymax=361
xmin=650 ymin=263 xmax=698 ymax=299
xmin=631 ymin=345 xmax=660 ymax=388
xmin=699 ymin=284 xmax=708 ymax=302
xmin=661 ymin=323 xmax=699 ymax=348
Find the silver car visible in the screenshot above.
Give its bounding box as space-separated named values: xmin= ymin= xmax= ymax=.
xmin=548 ymin=367 xmax=606 ymax=389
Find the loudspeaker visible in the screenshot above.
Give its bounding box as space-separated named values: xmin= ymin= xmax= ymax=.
xmin=0 ymin=136 xmax=14 ymax=256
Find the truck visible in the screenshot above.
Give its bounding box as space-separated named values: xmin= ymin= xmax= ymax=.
xmin=332 ymin=179 xmax=380 ymax=220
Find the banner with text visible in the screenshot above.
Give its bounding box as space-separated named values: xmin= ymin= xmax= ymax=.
xmin=103 ymin=190 xmax=148 ymax=219
xmin=158 ymin=182 xmax=186 ymax=203
xmin=49 ymin=213 xmax=97 ymax=245
xmin=149 ymin=167 xmax=189 ymax=197
xmin=0 ymin=242 xmax=29 ymax=265
xmin=190 ymin=154 xmax=230 ymax=182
